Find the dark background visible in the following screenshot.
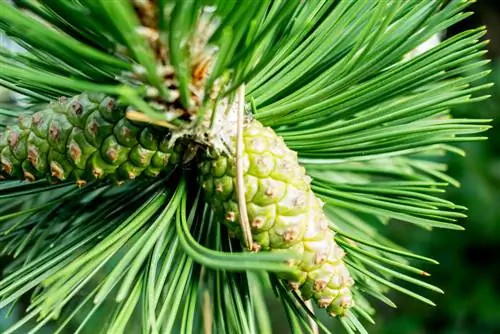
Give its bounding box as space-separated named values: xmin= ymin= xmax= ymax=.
xmin=373 ymin=1 xmax=500 ymax=333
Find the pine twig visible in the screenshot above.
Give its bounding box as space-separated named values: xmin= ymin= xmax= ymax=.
xmin=126 ymin=110 xmax=176 ymax=129
xmin=305 ymin=300 xmax=319 ymax=334
xmin=235 ymin=84 xmax=254 ymax=251
xmin=203 ymin=289 xmax=213 ymax=334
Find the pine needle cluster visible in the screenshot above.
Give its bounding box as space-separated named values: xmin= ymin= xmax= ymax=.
xmin=0 ymin=1 xmax=492 ymax=333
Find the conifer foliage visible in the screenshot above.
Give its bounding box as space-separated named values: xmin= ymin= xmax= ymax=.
xmin=0 ymin=1 xmax=492 ymax=333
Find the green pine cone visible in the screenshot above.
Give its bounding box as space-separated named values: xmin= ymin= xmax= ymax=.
xmin=198 ymin=120 xmax=354 ymax=316
xmin=0 ymin=93 xmax=182 ymax=185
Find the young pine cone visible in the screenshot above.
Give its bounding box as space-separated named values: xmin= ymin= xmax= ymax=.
xmin=0 ymin=93 xmax=182 ymax=185
xmin=198 ymin=120 xmax=354 ymax=316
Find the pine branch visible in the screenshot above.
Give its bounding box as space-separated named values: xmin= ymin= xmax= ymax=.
xmin=0 ymin=1 xmax=492 ymax=333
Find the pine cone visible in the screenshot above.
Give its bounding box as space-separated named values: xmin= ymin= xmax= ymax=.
xmin=198 ymin=120 xmax=354 ymax=316
xmin=0 ymin=93 xmax=182 ymax=185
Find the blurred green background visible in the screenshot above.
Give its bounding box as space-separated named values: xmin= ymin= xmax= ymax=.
xmin=373 ymin=2 xmax=500 ymax=333
xmin=0 ymin=2 xmax=499 ymax=333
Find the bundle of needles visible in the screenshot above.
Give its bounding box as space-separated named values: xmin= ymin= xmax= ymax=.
xmin=0 ymin=1 xmax=492 ymax=333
